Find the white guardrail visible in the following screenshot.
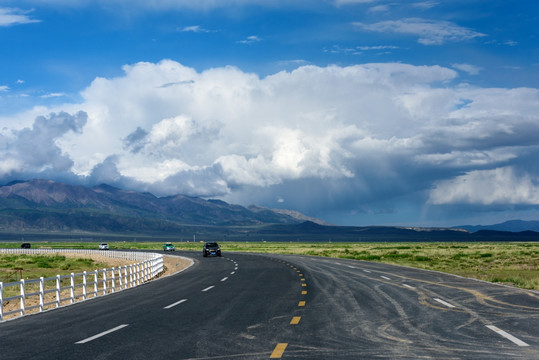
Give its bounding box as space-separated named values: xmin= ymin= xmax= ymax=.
xmin=0 ymin=249 xmax=164 ymax=321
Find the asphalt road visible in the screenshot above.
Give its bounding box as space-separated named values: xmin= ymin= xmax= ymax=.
xmin=0 ymin=251 xmax=537 ymax=359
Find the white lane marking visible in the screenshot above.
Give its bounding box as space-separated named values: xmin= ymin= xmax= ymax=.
xmin=230 ymin=271 xmax=235 ymax=275
xmin=363 ymin=270 xmax=371 ymax=273
xmin=403 ymin=284 xmax=415 ymax=289
xmin=221 ymin=277 xmax=228 ymax=282
xmin=202 ymin=286 xmax=215 ymax=292
xmin=486 ymin=325 xmax=529 ymax=347
xmin=434 ymin=298 xmax=455 ymax=308
xmin=75 ymin=324 xmax=129 ymax=344
xmin=234 ymin=267 xmax=238 ymax=270
xmin=381 ymin=276 xmax=391 ymax=280
xmin=164 ymin=299 xmax=187 ymax=309
xmin=347 ymin=265 xmax=356 ymax=269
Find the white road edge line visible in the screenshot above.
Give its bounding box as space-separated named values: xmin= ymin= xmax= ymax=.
xmin=202 ymin=286 xmax=215 ymax=292
xmin=434 ymin=298 xmax=455 ymax=308
xmin=75 ymin=324 xmax=129 ymax=344
xmin=164 ymin=299 xmax=188 ymax=309
xmin=486 ymin=325 xmax=529 ymax=347
xmin=221 ymin=277 xmax=228 ymax=282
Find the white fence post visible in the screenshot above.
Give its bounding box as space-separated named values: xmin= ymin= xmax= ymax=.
xmin=20 ymin=279 xmax=25 ymax=316
xmin=55 ymin=275 xmax=61 ymax=308
xmin=93 ymin=270 xmax=98 ymax=297
xmin=82 ymin=271 xmax=87 ymax=301
xmin=70 ymin=273 xmax=75 ymax=304
xmin=39 ymin=277 xmax=44 ymax=312
xmin=111 ymin=267 xmax=116 ymax=293
xmin=102 ymin=269 xmax=107 ymax=295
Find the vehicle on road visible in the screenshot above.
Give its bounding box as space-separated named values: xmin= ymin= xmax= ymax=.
xmin=98 ymin=243 xmax=109 ymax=250
xmin=203 ymin=242 xmax=221 ymax=257
xmin=21 ymin=243 xmax=31 ymax=249
xmin=163 ymin=242 xmax=175 ymax=251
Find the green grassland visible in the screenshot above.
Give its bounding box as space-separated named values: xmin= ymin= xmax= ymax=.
xmin=0 ymin=253 xmax=111 ymax=283
xmin=1 ymin=241 xmax=538 ymax=290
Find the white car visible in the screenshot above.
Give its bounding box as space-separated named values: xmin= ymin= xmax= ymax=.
xmin=99 ymin=243 xmax=109 ymax=250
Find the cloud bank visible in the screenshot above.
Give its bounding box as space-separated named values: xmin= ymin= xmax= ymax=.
xmin=2 ymin=60 xmax=538 ymax=224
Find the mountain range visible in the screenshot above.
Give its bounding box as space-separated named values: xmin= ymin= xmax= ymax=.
xmin=0 ymin=179 xmax=321 ymax=233
xmin=0 ymin=180 xmax=537 ymax=242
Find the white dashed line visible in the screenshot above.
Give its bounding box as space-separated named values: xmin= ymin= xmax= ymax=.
xmin=434 ymin=298 xmax=455 ymax=308
xmin=230 ymin=271 xmax=235 ymax=275
xmin=221 ymin=277 xmax=228 ymax=282
xmin=486 ymin=325 xmax=529 ymax=347
xmin=347 ymin=265 xmax=356 ymax=269
xmin=381 ymin=276 xmax=391 ymax=280
xmin=202 ymin=286 xmax=215 ymax=292
xmin=75 ymin=324 xmax=129 ymax=344
xmin=363 ymin=270 xmax=371 ymax=273
xmin=403 ymin=284 xmax=415 ymax=289
xmin=164 ymin=299 xmax=188 ymax=309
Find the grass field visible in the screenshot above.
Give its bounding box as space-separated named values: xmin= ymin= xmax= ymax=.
xmin=1 ymin=241 xmax=538 ymax=290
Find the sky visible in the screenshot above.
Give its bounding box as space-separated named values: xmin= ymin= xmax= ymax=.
xmin=1 ymin=0 xmax=538 ymax=227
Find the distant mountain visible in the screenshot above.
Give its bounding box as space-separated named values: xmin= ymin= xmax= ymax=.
xmin=455 ymin=220 xmax=539 ymax=233
xmin=0 ymin=179 xmax=312 ymax=232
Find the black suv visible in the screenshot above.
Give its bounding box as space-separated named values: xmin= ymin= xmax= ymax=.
xmin=203 ymin=242 xmax=221 ymax=257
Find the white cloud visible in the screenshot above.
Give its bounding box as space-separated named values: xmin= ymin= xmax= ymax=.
xmin=429 ymin=167 xmax=539 ymax=205
xmin=0 ymin=111 xmax=87 ymax=177
xmin=452 ymin=63 xmax=482 ymax=75
xmin=354 ymin=18 xmax=486 ymax=45
xmin=412 ymin=1 xmax=439 ymax=9
xmin=179 ymin=25 xmax=211 ymax=33
xmin=0 ymin=85 xmax=9 ymax=92
xmin=3 ymin=60 xmax=539 ymax=213
xmin=237 ymin=35 xmax=262 ymax=44
xmin=0 ymin=7 xmax=40 ymax=27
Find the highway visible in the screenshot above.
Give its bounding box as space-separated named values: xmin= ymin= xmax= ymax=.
xmin=0 ymin=250 xmax=537 ymax=359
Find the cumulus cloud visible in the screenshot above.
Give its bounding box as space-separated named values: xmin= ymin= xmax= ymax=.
xmin=429 ymin=167 xmax=539 ymax=205
xmin=354 ymin=18 xmax=486 ymax=45
xmin=0 ymin=111 xmax=87 ymax=178
xmin=2 ymin=60 xmax=539 ymax=222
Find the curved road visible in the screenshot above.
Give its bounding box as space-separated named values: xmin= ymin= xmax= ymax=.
xmin=0 ymin=251 xmax=537 ymax=359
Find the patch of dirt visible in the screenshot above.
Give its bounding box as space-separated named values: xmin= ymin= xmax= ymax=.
xmin=162 ymin=254 xmax=193 ymax=277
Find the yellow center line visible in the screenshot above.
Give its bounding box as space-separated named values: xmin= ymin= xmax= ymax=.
xmin=290 ymin=316 xmax=301 ymax=325
xmin=270 ymin=343 xmax=288 ymax=358
xmin=298 ymin=301 xmax=306 ymax=307
xmin=301 ymin=290 xmax=307 ymax=295
xmin=300 ymin=278 xmax=305 ymax=281
xmin=302 ymin=283 xmax=307 ymax=287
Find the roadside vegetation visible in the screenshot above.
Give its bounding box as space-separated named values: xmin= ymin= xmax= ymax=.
xmin=0 ymin=254 xmax=110 ymax=283
xmin=0 ymin=241 xmax=537 ymax=290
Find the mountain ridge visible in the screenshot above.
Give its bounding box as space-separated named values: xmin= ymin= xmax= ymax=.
xmin=0 ymin=179 xmax=312 ymax=232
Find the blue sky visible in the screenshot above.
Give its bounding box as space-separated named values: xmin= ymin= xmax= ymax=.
xmin=1 ymin=0 xmax=538 ymax=227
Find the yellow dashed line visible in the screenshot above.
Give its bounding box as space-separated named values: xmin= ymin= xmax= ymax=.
xmin=298 ymin=301 xmax=306 ymax=307
xmin=301 ymin=290 xmax=307 ymax=295
xmin=302 ymin=283 xmax=307 ymax=287
xmin=290 ymin=316 xmax=301 ymax=325
xmin=270 ymin=343 xmax=288 ymax=358
xmin=300 ymin=278 xmax=305 ymax=281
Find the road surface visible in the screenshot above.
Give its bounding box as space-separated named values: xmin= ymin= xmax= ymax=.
xmin=0 ymin=251 xmax=537 ymax=359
